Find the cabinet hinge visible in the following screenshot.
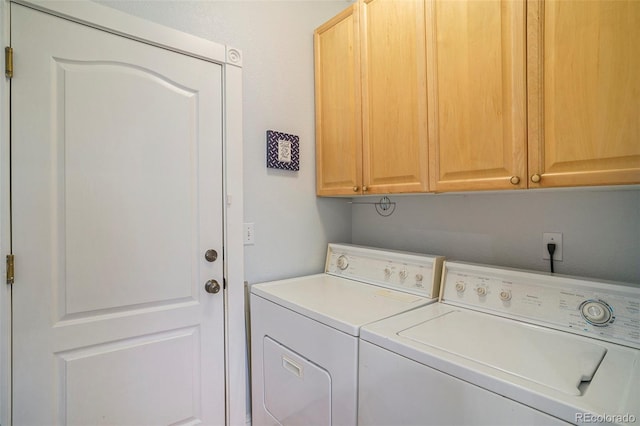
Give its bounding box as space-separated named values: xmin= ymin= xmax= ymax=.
xmin=6 ymin=254 xmax=15 ymax=285
xmin=5 ymin=46 xmax=13 ymax=79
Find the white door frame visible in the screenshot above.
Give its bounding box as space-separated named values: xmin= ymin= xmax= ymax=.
xmin=0 ymin=1 xmax=246 ymax=424
xmin=0 ymin=1 xmax=10 ymax=424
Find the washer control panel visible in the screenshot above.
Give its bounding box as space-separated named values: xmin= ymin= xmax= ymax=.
xmin=441 ymin=261 xmax=640 ymax=349
xmin=325 ymin=244 xmax=445 ymax=298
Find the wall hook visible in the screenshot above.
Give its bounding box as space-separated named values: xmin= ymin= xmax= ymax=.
xmin=350 ymin=196 xmax=396 ymax=217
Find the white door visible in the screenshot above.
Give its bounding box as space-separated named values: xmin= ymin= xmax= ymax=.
xmin=11 ymin=4 xmax=225 ymax=425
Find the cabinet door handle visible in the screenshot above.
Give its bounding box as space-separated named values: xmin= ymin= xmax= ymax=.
xmin=353 ymin=186 xmax=359 ymax=192
xmin=531 ymin=174 xmax=541 ymax=183
xmin=509 ymin=176 xmax=521 ymax=185
xmin=362 ymin=185 xmax=368 ymax=192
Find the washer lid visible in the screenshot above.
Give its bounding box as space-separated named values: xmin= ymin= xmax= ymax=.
xmin=399 ymin=310 xmax=607 ymax=396
xmin=251 ymin=274 xmax=432 ymax=336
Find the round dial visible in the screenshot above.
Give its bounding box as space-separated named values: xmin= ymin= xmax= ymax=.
xmin=499 ymin=290 xmax=512 ymax=301
xmin=579 ymin=299 xmax=614 ymax=327
xmin=336 ymin=255 xmax=349 ymax=271
xmin=399 ymin=270 xmax=408 ymax=281
xmin=476 ymin=286 xmax=487 ymax=297
xmin=455 ymin=282 xmax=465 ymax=292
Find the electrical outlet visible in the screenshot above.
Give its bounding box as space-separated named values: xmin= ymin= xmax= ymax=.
xmin=244 ymin=223 xmax=255 ymax=245
xmin=542 ymin=232 xmax=562 ymax=261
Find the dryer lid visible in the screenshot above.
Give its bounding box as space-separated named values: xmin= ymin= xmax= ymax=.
xmin=251 ymin=274 xmax=432 ymax=336
xmin=399 ymin=310 xmax=607 ymax=396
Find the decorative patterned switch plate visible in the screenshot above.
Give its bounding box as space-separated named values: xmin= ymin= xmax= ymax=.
xmin=266 ymin=130 xmax=299 ymax=171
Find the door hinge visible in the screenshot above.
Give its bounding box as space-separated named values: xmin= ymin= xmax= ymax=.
xmin=5 ymin=46 xmax=13 ymax=79
xmin=6 ymin=254 xmax=15 ymax=285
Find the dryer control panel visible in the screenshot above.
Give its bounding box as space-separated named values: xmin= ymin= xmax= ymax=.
xmin=325 ymin=244 xmax=445 ymax=298
xmin=441 ymin=261 xmax=640 ymax=349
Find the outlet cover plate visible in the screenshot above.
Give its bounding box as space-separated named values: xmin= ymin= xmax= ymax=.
xmin=542 ymin=232 xmax=562 ymax=261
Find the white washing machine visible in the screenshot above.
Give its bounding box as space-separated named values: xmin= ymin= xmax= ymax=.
xmin=359 ymin=261 xmax=640 ymax=425
xmin=250 ymin=244 xmax=445 ymax=426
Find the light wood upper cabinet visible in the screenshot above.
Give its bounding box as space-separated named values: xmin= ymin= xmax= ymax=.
xmin=361 ymin=0 xmax=429 ymax=194
xmin=315 ymin=0 xmax=428 ymax=196
xmin=315 ymin=0 xmax=639 ymax=196
xmin=427 ymin=0 xmax=528 ymax=192
xmin=315 ymin=5 xmax=362 ymax=196
xmin=527 ymin=0 xmax=640 ymax=188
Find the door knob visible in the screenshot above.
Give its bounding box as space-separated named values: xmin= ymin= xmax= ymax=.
xmin=204 ymin=279 xmax=220 ymax=294
xmin=205 ymin=249 xmax=218 ymax=262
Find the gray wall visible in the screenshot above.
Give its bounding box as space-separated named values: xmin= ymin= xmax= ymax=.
xmin=96 ymin=1 xmax=640 ymax=286
xmin=352 ymin=188 xmax=640 ymax=284
xmin=96 ymin=0 xmax=352 ymax=285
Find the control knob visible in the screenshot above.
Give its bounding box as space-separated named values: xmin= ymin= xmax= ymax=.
xmin=579 ymin=299 xmax=614 ymax=327
xmin=336 ymin=255 xmax=349 ymax=271
xmin=499 ymin=290 xmax=512 ymax=301
xmin=455 ymin=282 xmax=466 ymax=292
xmin=476 ymin=286 xmax=487 ymax=297
xmin=399 ymin=270 xmax=408 ymax=281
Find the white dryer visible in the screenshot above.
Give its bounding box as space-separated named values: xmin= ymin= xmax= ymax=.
xmin=250 ymin=244 xmax=444 ymax=425
xmin=359 ymin=261 xmax=640 ymax=425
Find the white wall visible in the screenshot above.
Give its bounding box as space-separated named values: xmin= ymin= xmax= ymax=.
xmin=96 ymin=0 xmax=352 ymax=285
xmin=352 ymin=187 xmax=640 ymax=284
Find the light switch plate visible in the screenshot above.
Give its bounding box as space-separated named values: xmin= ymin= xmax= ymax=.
xmin=244 ymin=223 xmax=255 ymax=245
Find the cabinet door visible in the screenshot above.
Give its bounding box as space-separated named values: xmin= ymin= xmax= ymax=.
xmin=427 ymin=0 xmax=527 ymax=192
xmin=361 ymin=0 xmax=429 ymax=194
xmin=315 ymin=4 xmax=363 ymax=196
xmin=528 ymin=0 xmax=640 ymax=188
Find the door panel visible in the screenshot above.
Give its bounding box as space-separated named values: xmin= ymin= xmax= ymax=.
xmin=60 ymin=60 xmax=197 ymax=318
xmin=527 ymin=0 xmax=640 ymax=187
xmin=361 ymin=0 xmax=428 ymax=194
xmin=11 ymin=4 xmax=224 ymax=424
xmin=61 ymin=328 xmax=199 ymax=425
xmin=427 ymin=0 xmax=527 ymax=191
xmin=314 ymin=4 xmax=363 ymax=196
